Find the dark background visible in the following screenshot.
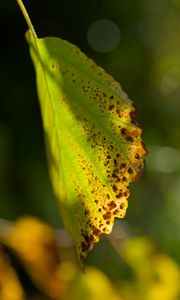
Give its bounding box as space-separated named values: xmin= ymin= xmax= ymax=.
xmin=0 ymin=0 xmax=180 ymax=292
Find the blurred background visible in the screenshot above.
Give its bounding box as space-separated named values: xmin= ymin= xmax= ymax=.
xmin=0 ymin=0 xmax=180 ymax=299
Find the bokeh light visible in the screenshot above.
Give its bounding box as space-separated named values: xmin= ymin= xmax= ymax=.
xmin=87 ymin=19 xmax=120 ymax=53
xmin=147 ymin=146 xmax=180 ymax=173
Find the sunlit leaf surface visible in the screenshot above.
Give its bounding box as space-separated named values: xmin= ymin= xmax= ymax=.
xmin=26 ymin=30 xmax=147 ymax=262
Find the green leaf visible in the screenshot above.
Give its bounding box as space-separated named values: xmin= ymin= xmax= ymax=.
xmin=26 ymin=30 xmax=147 ymax=263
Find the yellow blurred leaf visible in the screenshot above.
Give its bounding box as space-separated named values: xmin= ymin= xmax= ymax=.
xmin=5 ymin=216 xmax=67 ymax=300
xmin=122 ymin=237 xmax=180 ymax=300
xmin=65 ymin=265 xmax=122 ymax=300
xmin=148 ymin=254 xmax=180 ymax=300
xmin=0 ymin=245 xmax=25 ymax=300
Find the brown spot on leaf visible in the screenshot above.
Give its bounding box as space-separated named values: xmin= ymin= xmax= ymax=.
xmin=93 ymin=227 xmax=101 ymax=236
xmin=122 ymin=176 xmax=127 ymax=182
xmin=131 ymin=129 xmax=139 ymax=138
xmin=89 ymin=234 xmax=94 ymax=242
xmin=126 ymin=136 xmax=134 ymax=142
xmin=120 ymin=163 xmax=126 ymax=169
xmin=82 ymin=233 xmax=89 ymax=243
xmin=114 ymin=159 xmax=118 ymax=165
xmin=141 ymin=141 xmax=148 ymax=154
xmin=108 ymin=201 xmax=117 ymax=209
xmin=135 ymin=153 xmax=140 ymax=159
xmin=121 ymin=128 xmax=126 ymax=135
xmin=112 ymin=173 xmax=117 ymax=178
xmin=81 ymin=242 xmax=89 ymax=252
xmin=120 ymin=203 xmax=125 ymax=210
xmin=109 ymin=105 xmax=114 ymax=110
xmin=113 ymin=209 xmax=119 ymax=215
xmin=103 ymin=211 xmax=111 ymax=220
xmin=116 ymin=192 xmax=122 ymax=198
xmin=113 ymin=184 xmax=118 ymax=192
xmin=130 ymin=110 xmax=139 ymax=126
xmin=85 ymin=209 xmax=89 ymax=215
xmin=128 ymin=167 xmax=133 ymax=174
xmin=116 ymin=176 xmax=120 ymax=183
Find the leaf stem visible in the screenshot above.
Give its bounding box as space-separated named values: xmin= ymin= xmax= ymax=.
xmin=16 ymin=0 xmax=37 ymax=38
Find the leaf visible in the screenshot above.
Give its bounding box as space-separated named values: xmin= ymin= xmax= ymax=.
xmin=7 ymin=216 xmax=70 ymax=299
xmin=68 ymin=266 xmax=122 ymax=300
xmin=26 ymin=30 xmax=147 ymax=263
xmin=0 ymin=245 xmax=25 ymax=300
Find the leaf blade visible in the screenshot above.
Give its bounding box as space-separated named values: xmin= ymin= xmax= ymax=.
xmin=26 ymin=30 xmax=147 ymax=263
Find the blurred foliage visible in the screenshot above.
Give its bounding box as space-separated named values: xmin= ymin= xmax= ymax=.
xmin=0 ymin=0 xmax=180 ymax=299
xmin=0 ymin=217 xmax=179 ymax=299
